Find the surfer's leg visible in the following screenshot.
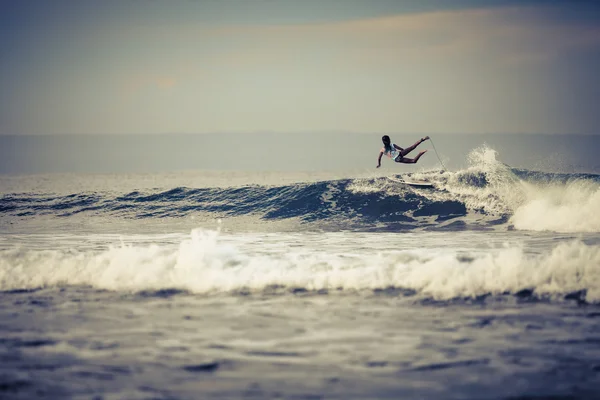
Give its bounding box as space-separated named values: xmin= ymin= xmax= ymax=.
xmin=398 ymin=150 xmax=427 ymax=164
xmin=400 ymin=136 xmax=429 ymax=156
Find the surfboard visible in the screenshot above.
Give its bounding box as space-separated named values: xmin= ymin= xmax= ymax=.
xmin=387 ymin=176 xmax=435 ymax=188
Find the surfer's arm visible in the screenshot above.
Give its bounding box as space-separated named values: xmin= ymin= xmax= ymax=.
xmin=376 ymin=151 xmax=383 ymax=168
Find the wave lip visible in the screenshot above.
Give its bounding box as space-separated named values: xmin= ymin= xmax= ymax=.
xmin=1 ymin=229 xmax=599 ymax=303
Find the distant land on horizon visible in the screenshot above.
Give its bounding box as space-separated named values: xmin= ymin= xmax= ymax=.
xmin=1 ymin=132 xmax=598 ymax=175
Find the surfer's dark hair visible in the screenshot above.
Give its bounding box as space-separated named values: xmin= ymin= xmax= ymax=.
xmin=382 ymin=135 xmax=392 ymax=152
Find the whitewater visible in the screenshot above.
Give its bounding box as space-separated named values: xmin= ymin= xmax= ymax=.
xmin=1 ymin=146 xmax=600 ymax=399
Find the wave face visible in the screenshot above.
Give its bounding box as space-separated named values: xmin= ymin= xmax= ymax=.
xmin=1 ymin=229 xmax=599 ymax=303
xmin=1 ymin=147 xmax=599 ymax=233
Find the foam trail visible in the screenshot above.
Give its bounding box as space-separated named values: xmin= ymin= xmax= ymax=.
xmin=1 ymin=229 xmax=599 ymax=302
xmin=510 ymin=179 xmax=600 ymax=233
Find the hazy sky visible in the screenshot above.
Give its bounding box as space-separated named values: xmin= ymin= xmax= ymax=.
xmin=1 ymin=0 xmax=599 ymax=135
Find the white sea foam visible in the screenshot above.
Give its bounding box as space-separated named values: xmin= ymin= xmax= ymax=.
xmin=1 ymin=229 xmax=599 ymax=302
xmin=411 ymin=146 xmax=600 ymax=233
xmin=422 ymin=146 xmax=526 ymax=215
xmin=510 ymin=179 xmax=600 ymax=233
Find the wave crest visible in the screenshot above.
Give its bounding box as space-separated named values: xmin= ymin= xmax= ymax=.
xmin=1 ymin=146 xmax=599 ymax=233
xmin=1 ymin=229 xmax=599 ymax=302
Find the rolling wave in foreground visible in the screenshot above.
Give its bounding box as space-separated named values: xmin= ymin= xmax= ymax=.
xmin=1 ymin=229 xmax=599 ymax=303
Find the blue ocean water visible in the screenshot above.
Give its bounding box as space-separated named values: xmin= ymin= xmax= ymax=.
xmin=1 ymin=143 xmax=599 ymax=399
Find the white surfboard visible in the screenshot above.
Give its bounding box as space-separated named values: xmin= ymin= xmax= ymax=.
xmin=387 ymin=176 xmax=435 ymax=188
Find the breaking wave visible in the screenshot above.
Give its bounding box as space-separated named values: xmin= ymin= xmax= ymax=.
xmin=1 ymin=147 xmax=599 ymax=233
xmin=1 ymin=228 xmax=599 ymax=303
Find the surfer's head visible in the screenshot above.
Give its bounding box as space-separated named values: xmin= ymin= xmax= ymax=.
xmin=382 ymin=135 xmax=392 ymax=151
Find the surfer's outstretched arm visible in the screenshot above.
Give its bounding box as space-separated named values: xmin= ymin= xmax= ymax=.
xmin=400 ymin=136 xmax=430 ymax=157
xmin=398 ymin=150 xmax=427 ymax=164
xmin=376 ymin=151 xmax=384 ymax=168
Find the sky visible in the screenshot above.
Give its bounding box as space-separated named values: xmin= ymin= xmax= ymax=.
xmin=1 ymin=0 xmax=600 ymax=135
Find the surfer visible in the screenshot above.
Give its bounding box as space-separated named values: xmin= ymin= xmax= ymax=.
xmin=376 ymin=135 xmax=429 ymax=168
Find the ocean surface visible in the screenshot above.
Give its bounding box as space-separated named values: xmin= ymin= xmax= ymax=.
xmin=1 ymin=143 xmax=600 ymax=399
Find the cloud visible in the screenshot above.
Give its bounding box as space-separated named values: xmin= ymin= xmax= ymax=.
xmin=200 ymin=5 xmax=600 ymax=68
